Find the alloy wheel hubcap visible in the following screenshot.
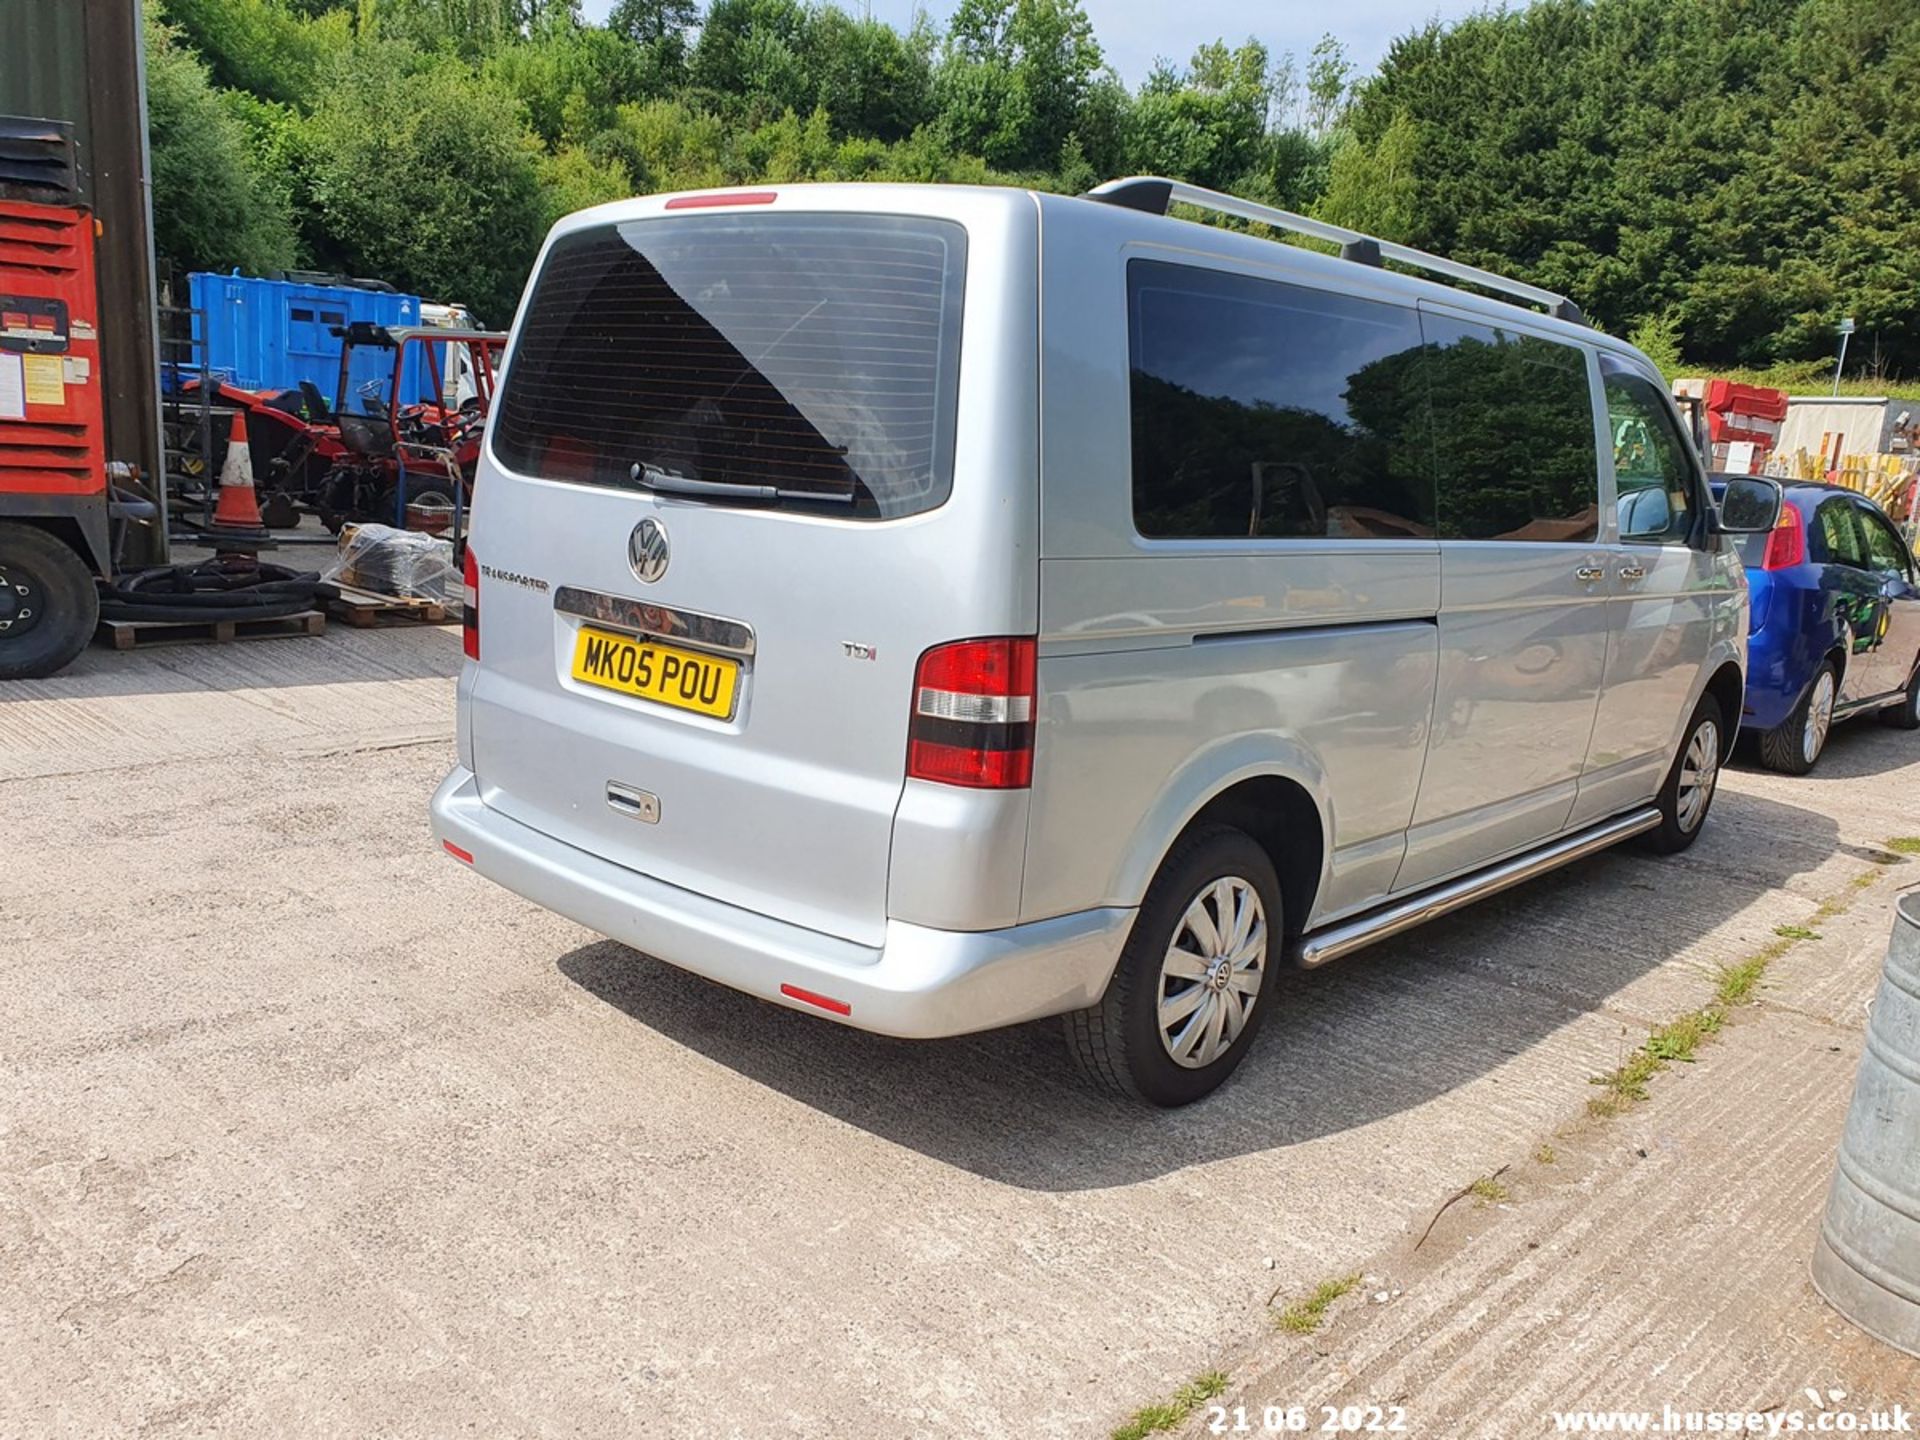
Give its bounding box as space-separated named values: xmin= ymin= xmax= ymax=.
xmin=1157 ymin=877 xmax=1267 ymax=1070
xmin=1804 ymin=672 xmax=1836 ymax=764
xmin=1676 ymin=718 xmax=1719 ymax=833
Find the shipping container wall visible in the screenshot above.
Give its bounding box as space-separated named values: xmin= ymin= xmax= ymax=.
xmin=188 ymin=273 xmax=422 ymax=405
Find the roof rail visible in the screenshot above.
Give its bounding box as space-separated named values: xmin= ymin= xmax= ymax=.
xmin=1084 ymin=176 xmax=1586 ymax=327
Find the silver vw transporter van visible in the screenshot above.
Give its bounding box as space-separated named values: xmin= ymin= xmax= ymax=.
xmin=431 ymin=178 xmax=1780 ymax=1105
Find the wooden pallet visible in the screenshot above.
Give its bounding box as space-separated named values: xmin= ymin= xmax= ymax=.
xmin=323 ymin=583 xmax=450 ymax=629
xmin=97 ymin=610 xmax=327 ymax=651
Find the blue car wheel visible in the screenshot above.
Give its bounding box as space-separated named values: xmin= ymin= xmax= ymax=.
xmin=1882 ymin=662 xmax=1920 ymax=731
xmin=1758 ymin=660 xmax=1837 ymax=774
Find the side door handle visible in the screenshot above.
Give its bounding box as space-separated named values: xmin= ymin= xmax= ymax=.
xmin=1619 ymin=564 xmax=1647 ymax=582
xmin=1575 ymin=565 xmax=1605 ymax=583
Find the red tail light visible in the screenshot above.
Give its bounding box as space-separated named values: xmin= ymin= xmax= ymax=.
xmin=461 ymin=547 xmax=480 ymax=660
xmin=1762 ymin=504 xmax=1806 ymax=570
xmin=907 ymin=637 xmax=1037 ymax=789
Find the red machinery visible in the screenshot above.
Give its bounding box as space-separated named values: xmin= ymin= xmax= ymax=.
xmin=315 ymin=322 xmax=504 ymax=533
xmin=0 ymin=182 xmax=112 ymax=678
xmin=187 ymin=322 xmax=505 ymax=535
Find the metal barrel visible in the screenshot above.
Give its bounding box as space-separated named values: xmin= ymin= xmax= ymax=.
xmin=1812 ymin=890 xmax=1920 ymax=1358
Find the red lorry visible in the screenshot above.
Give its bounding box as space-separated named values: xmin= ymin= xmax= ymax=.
xmin=0 ymin=143 xmax=114 ymax=679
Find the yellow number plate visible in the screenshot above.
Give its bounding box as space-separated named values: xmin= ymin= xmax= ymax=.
xmin=570 ymin=626 xmax=740 ymax=719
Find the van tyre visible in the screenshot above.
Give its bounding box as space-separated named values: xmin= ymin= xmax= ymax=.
xmin=0 ymin=522 xmax=98 ymax=681
xmin=1063 ymin=825 xmax=1279 ymax=1106
xmin=1759 ymin=660 xmax=1837 ymax=774
xmin=1880 ymin=662 xmax=1920 ymax=731
xmin=1638 ymin=693 xmax=1724 ymax=854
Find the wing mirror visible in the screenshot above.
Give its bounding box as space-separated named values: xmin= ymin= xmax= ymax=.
xmin=1619 ymin=486 xmax=1673 ymax=541
xmin=1713 ymin=476 xmax=1783 ymax=535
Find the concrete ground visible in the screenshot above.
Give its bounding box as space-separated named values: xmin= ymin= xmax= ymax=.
xmin=2 ymin=624 xmax=1916 ymax=1438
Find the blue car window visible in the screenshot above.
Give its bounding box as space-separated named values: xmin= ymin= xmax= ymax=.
xmin=1859 ymin=505 xmax=1914 ymax=579
xmin=1814 ymin=497 xmax=1868 ymax=568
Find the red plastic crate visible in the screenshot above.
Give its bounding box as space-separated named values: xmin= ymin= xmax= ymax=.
xmin=1703 ymin=379 xmax=1789 ymax=424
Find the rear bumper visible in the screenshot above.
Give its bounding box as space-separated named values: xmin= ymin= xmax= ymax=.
xmin=430 ymin=767 xmax=1132 ymax=1039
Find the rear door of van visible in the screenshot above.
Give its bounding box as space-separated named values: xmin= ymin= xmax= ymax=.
xmin=463 ymin=188 xmax=1039 ymax=949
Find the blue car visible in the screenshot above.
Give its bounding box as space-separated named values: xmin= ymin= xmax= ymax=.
xmin=1719 ymin=479 xmax=1920 ymax=772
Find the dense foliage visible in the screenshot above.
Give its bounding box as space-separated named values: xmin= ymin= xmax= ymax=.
xmin=147 ymin=0 xmax=1919 ymax=376
xmin=145 ymin=0 xmax=1334 ymax=324
xmin=1327 ymin=0 xmax=1920 ymax=373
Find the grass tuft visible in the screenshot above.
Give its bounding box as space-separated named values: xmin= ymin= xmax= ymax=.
xmin=1590 ymin=869 xmax=1883 ymax=1118
xmin=1887 ymin=837 xmax=1920 ymax=856
xmin=1715 ymin=954 xmax=1772 ymax=1006
xmin=1273 ymin=1274 xmax=1362 ymax=1336
xmin=1590 ymin=1008 xmax=1724 ymax=1114
xmin=1643 ymin=1008 xmax=1724 ymax=1064
xmin=1111 ymin=1371 xmax=1229 ymax=1440
xmin=1469 ymin=1175 xmax=1511 ymax=1206
xmin=1535 ymin=1144 xmax=1557 ymax=1166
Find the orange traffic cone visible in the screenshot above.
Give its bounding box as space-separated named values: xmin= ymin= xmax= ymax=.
xmin=206 ymin=411 xmax=272 ymax=547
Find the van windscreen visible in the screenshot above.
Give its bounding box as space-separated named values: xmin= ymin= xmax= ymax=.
xmin=491 ymin=213 xmax=967 ymax=517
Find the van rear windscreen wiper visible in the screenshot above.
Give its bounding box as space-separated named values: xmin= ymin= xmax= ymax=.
xmin=626 ymin=461 xmax=857 ymax=507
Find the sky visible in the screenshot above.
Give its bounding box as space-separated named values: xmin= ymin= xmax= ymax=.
xmin=577 ymin=0 xmax=1496 ymax=90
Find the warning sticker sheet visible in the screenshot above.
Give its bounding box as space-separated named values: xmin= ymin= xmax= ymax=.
xmin=21 ymin=353 xmax=65 ymax=407
xmin=0 ymin=352 xmax=23 ymax=420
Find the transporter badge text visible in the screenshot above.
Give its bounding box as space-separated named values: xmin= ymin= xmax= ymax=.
xmin=480 ymin=565 xmax=549 ymax=593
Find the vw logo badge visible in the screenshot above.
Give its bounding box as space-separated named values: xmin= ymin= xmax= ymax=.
xmin=628 ymin=517 xmax=670 ymax=584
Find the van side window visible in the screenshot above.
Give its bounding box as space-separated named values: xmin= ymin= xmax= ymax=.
xmin=1127 ymin=262 xmax=1434 ymax=540
xmin=1423 ymin=315 xmax=1599 ymax=543
xmin=1601 ymin=361 xmax=1697 ymax=544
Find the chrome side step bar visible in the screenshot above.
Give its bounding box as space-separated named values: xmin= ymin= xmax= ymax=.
xmin=1292 ymin=807 xmax=1663 ymax=969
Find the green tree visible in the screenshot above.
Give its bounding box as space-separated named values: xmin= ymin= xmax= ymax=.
xmin=1127 ymin=40 xmax=1273 ymax=191
xmin=537 ymin=144 xmax=634 ymax=226
xmin=606 ymin=0 xmax=697 ymax=79
xmin=1323 ymin=0 xmax=1893 ymax=366
xmin=935 ymin=0 xmax=1107 ymax=171
xmin=607 ymin=0 xmax=695 ymax=46
xmin=687 ymin=0 xmax=813 ymax=113
xmin=1304 ymin=33 xmax=1351 ymax=138
xmin=1318 ymin=109 xmax=1418 ymax=239
xmin=483 ymin=17 xmax=656 ymax=145
xmin=145 ymin=4 xmax=298 ymax=273
xmin=300 ymin=54 xmax=547 ymax=323
xmin=805 ymin=8 xmax=934 ymax=142
xmin=159 ymin=0 xmax=353 ymax=106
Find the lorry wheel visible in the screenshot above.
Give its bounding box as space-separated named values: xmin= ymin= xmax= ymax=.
xmin=0 ymin=522 xmax=99 ymax=680
xmin=1063 ymin=825 xmax=1279 ymax=1107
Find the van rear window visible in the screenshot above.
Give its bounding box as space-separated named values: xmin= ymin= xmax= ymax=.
xmin=491 ymin=213 xmax=966 ymax=518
